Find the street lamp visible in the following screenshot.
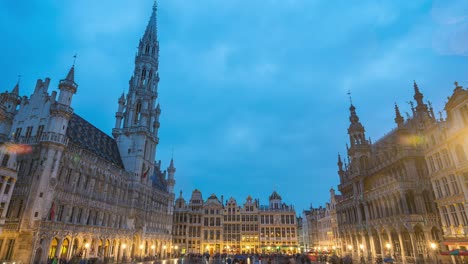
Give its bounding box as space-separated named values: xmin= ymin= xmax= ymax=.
xmin=385 ymin=242 xmax=391 ymax=257
xmin=84 ymin=243 xmax=90 ymax=259
xmin=430 ymin=242 xmax=438 ymax=263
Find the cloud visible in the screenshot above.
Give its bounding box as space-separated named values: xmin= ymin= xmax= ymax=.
xmin=431 ymin=0 xmax=468 ymax=56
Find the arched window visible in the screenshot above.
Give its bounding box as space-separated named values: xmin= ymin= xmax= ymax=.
xmin=152 ymin=46 xmax=156 ymax=55
xmin=148 ymin=70 xmax=153 ymax=82
xmin=359 ymin=156 xmax=368 ymax=171
xmin=145 ymin=44 xmax=150 ymax=54
xmin=141 ymin=68 xmax=147 ymax=85
xmin=134 ymin=102 xmax=142 ymax=124
xmin=422 ymin=190 xmax=433 ymax=213
xmin=455 ymin=145 xmax=467 ymax=163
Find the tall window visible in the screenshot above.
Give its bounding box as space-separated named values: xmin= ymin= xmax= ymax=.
xmin=458 ymin=204 xmax=468 ymax=226
xmin=434 ymin=180 xmax=443 ymax=198
xmin=435 ymin=153 xmax=443 ymax=170
xmin=428 ymin=156 xmax=436 ymax=172
xmin=442 ymin=149 xmax=452 ymax=167
xmin=450 ymin=205 xmax=460 ymax=226
xmin=69 ymin=207 xmax=75 ymax=223
xmin=442 ymin=207 xmax=451 ymax=226
xmin=1 ymin=155 xmax=9 ymax=167
xmin=455 ymin=145 xmax=467 ymax=163
xmin=15 ymin=200 xmax=23 ymax=218
xmin=25 ymin=126 xmax=33 ymax=139
xmin=36 ymin=125 xmax=44 ymax=140
xmin=4 ymin=179 xmax=12 ymax=195
xmin=134 ymin=102 xmax=142 ymax=124
xmin=4 ymin=239 xmax=14 ymax=260
xmin=442 ymin=177 xmax=451 ymax=196
xmin=449 ymin=175 xmax=460 ymax=194
xmin=57 ymin=205 xmax=65 ymax=222
xmin=141 ymin=68 xmax=147 ymax=84
xmin=13 ymin=127 xmax=21 ymax=140
xmin=77 ymin=208 xmax=83 ymax=224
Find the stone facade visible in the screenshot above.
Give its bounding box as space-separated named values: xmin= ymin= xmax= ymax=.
xmin=424 ymin=82 xmax=468 ymax=261
xmin=316 ymin=189 xmax=340 ymax=252
xmin=300 ymin=188 xmax=341 ymax=254
xmin=172 ymin=190 xmax=299 ymax=255
xmin=336 ymin=82 xmax=441 ymax=263
xmin=301 ymin=207 xmax=323 ymax=251
xmin=0 ymin=2 xmax=175 ymax=263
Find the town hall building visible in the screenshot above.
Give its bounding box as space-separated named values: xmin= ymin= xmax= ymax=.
xmin=0 ymin=2 xmax=175 ymax=263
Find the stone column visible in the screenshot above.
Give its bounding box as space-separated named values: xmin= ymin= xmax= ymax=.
xmin=408 ymin=232 xmax=417 ymax=260
xmin=397 ymin=232 xmax=407 ymax=263
xmin=364 ymin=204 xmax=371 ymax=223
xmin=377 ymin=233 xmax=384 ymax=258
xmin=56 ymin=238 xmax=64 ymax=258
xmin=369 ymin=235 xmax=376 ymax=260
xmin=400 ymin=192 xmax=409 ymax=214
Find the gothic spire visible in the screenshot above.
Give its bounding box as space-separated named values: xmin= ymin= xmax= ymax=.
xmin=394 ymin=103 xmax=404 ymax=127
xmin=349 ymin=103 xmax=359 ymax=124
xmin=168 ymin=157 xmax=176 ymax=173
xmin=143 ymin=0 xmax=158 ymax=41
xmin=337 ymin=153 xmax=343 ymax=171
xmin=65 ymin=66 xmax=75 ymax=82
xmin=413 ymin=80 xmax=428 ymax=113
xmin=11 ymin=80 xmax=19 ymax=96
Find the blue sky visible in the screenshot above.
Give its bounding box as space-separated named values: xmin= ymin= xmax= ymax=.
xmin=1 ymin=0 xmax=468 ymax=211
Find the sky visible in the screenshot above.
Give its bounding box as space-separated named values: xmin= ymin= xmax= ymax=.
xmin=1 ymin=0 xmax=468 ymax=212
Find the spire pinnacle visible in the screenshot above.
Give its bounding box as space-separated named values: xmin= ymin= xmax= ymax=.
xmin=394 ymin=103 xmax=404 ymax=127
xmin=347 ymin=89 xmax=353 ymax=106
xmin=168 ymin=154 xmax=176 ymax=173
xmin=65 ymin=66 xmax=75 ymax=82
xmin=338 ymin=153 xmax=343 ymax=171
xmin=454 ymin=81 xmax=463 ymax=92
xmin=412 ymin=80 xmax=428 ymax=114
xmin=144 ymin=1 xmax=158 ymax=40
xmin=12 ymin=75 xmax=20 ymax=95
xmin=72 ymin=53 xmax=77 ymax=67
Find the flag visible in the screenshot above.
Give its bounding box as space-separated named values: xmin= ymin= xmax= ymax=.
xmin=50 ymin=201 xmax=55 ymax=221
xmin=142 ymin=167 xmax=150 ymax=179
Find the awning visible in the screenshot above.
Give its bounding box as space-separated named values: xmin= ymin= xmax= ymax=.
xmin=440 ymin=249 xmax=468 ymax=256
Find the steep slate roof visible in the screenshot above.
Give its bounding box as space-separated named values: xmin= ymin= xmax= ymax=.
xmin=269 ymin=191 xmax=282 ymax=200
xmin=67 ymin=114 xmax=124 ymax=168
xmin=152 ymin=171 xmax=167 ymax=191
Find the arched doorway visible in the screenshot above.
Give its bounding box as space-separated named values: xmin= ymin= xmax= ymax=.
xmin=60 ymin=238 xmax=69 ymax=258
xmin=371 ymin=229 xmax=381 ymax=257
xmin=33 ymin=247 xmax=43 ymax=264
xmin=49 ymin=238 xmax=59 ymax=258
xmin=98 ymin=239 xmax=103 ymax=257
